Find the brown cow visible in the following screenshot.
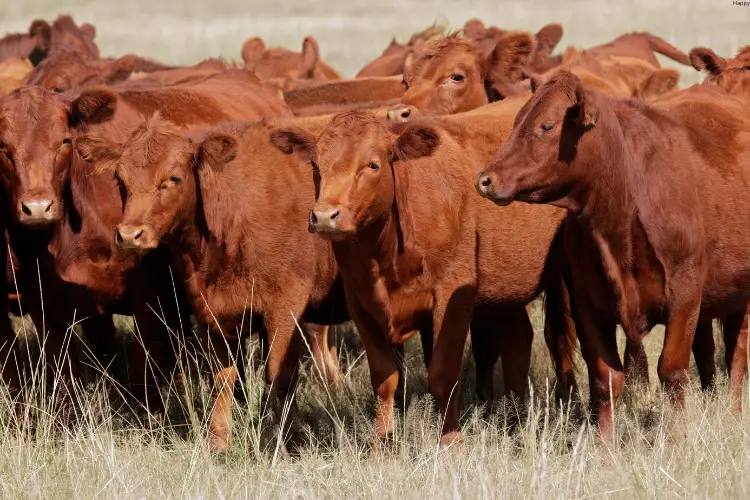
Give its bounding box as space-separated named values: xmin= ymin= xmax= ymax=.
xmin=387 ymin=34 xmax=679 ymax=123
xmin=0 ymin=15 xmax=98 ymax=66
xmin=241 ymin=36 xmax=341 ymax=84
xmin=477 ymin=73 xmax=750 ymax=439
xmin=690 ymin=45 xmax=750 ymax=99
xmin=0 ymin=58 xmax=33 ymax=96
xmin=271 ymin=111 xmax=573 ymax=446
xmin=75 ymin=113 xmax=349 ymax=452
xmin=0 ymin=72 xmax=290 ymax=406
xmin=386 ymin=33 xmax=537 ymax=121
xmin=355 ymin=23 xmax=445 ymax=78
xmin=23 ymin=49 xmax=175 ymax=92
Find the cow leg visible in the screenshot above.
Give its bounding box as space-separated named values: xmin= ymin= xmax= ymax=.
xmin=573 ymin=297 xmax=622 ymax=442
xmin=498 ymin=304 xmax=533 ymax=412
xmin=347 ymin=299 xmax=399 ymax=445
xmin=624 ymin=340 xmax=649 ymax=387
xmin=470 ymin=304 xmax=504 ymax=412
xmin=0 ymin=241 xmax=20 ymax=393
xmin=692 ymin=317 xmax=716 ymax=391
xmin=204 ymin=326 xmax=240 ymax=452
xmin=82 ymin=313 xmax=118 ymax=376
xmin=29 ymin=305 xmax=80 ymax=387
xmin=428 ymin=285 xmax=475 ymax=447
xmin=262 ymin=303 xmax=305 ymax=451
xmin=721 ymin=305 xmax=748 ymax=414
xmin=305 ymin=323 xmax=340 ymax=384
xmin=658 ymin=296 xmax=701 ymax=409
xmin=543 ymin=275 xmax=579 ymax=405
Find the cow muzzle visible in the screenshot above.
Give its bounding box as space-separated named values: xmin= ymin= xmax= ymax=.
xmin=309 ymin=205 xmax=351 ymax=241
xmin=386 ymin=104 xmax=417 ymax=123
xmin=475 ymin=171 xmax=516 ymax=206
xmin=18 ymin=198 xmax=58 ymax=227
xmin=116 ymin=224 xmax=157 ymax=250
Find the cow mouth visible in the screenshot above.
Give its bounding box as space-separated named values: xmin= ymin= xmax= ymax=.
xmin=309 ymin=226 xmax=352 ymax=242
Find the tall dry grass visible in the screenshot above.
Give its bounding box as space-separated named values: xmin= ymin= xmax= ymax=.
xmin=0 ymin=302 xmax=747 ymax=499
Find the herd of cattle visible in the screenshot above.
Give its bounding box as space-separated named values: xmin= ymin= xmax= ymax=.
xmin=0 ymin=14 xmax=748 ymax=452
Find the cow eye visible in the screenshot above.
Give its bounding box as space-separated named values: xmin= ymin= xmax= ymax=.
xmin=369 ymin=162 xmax=380 ymax=170
xmin=62 ymin=138 xmax=72 ymax=146
xmin=401 ymin=80 xmax=409 ymax=91
xmin=541 ymin=122 xmax=555 ymax=132
xmin=169 ymin=176 xmax=182 ymax=185
xmin=450 ymin=74 xmax=464 ymax=82
xmin=54 ymin=88 xmax=64 ymax=94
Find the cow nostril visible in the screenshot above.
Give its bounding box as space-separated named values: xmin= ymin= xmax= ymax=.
xmin=21 ymin=203 xmax=31 ymax=216
xmin=400 ymin=108 xmax=411 ymax=119
xmin=480 ymin=175 xmax=492 ymax=188
xmin=116 ymin=230 xmax=124 ymax=244
xmin=330 ymin=209 xmax=339 ymax=220
xmin=133 ymin=229 xmax=144 ymax=240
xmin=44 ymin=201 xmax=53 ymax=213
xmin=310 ymin=211 xmax=319 ymax=225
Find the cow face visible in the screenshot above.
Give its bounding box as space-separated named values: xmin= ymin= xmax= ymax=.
xmin=76 ymin=115 xmax=196 ymax=251
xmin=271 ymin=112 xmax=439 ymax=241
xmin=0 ymin=87 xmax=114 ymax=227
xmin=387 ymin=32 xmax=535 ymax=123
xmin=476 ymin=70 xmax=597 ymax=208
xmin=691 ymin=46 xmax=750 ymax=99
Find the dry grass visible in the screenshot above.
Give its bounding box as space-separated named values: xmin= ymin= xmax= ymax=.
xmin=0 ymin=304 xmax=747 ymax=499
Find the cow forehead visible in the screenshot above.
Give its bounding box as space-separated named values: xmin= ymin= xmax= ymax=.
xmin=317 ymin=122 xmax=391 ymax=171
xmin=0 ymin=90 xmax=69 ymax=145
xmin=408 ymin=50 xmax=478 ymax=82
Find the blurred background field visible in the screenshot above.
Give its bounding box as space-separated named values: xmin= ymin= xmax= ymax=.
xmin=1 ymin=0 xmax=750 ymax=498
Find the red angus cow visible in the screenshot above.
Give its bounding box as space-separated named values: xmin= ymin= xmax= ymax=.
xmin=477 ymin=73 xmax=750 ymax=438
xmin=272 ymin=111 xmax=574 ymax=446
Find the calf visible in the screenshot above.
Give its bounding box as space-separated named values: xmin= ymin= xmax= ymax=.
xmin=477 ymin=73 xmax=750 ymax=439
xmin=272 ymin=112 xmax=573 ymax=446
xmin=690 ymin=46 xmax=750 ymax=99
xmin=75 ymin=114 xmax=348 ymax=452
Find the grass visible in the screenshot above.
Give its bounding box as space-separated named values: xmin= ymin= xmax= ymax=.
xmin=0 ymin=301 xmax=748 ymax=499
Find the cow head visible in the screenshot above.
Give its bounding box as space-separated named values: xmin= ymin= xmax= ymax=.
xmin=75 ymin=114 xmax=197 ymax=251
xmin=386 ymin=31 xmax=535 ymax=123
xmin=690 ymin=46 xmax=750 ymax=99
xmin=23 ymin=49 xmax=103 ymax=92
xmin=476 ymin=70 xmax=598 ymax=209
xmin=0 ymin=86 xmax=116 ymax=227
xmin=271 ymin=112 xmax=439 ymax=241
xmin=242 ymin=36 xmax=325 ymax=80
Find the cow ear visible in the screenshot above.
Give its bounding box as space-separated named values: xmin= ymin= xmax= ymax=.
xmin=689 ymin=47 xmax=726 ymax=76
xmin=105 ymin=54 xmax=139 ymax=84
xmin=529 ymin=73 xmax=543 ymax=94
xmin=636 ymin=69 xmax=679 ymax=100
xmin=241 ymin=37 xmax=265 ymax=66
xmin=269 ymin=127 xmax=316 ymax=160
xmin=403 ymin=50 xmax=416 ymax=74
xmin=80 ymin=23 xmax=96 ymax=40
xmin=29 ymin=19 xmax=52 ymax=54
xmin=534 ymin=23 xmax=563 ymax=55
xmin=486 ymin=31 xmax=536 ymax=85
xmin=302 ymin=36 xmax=320 ymax=75
xmin=198 ymin=134 xmax=237 ymax=173
xmin=574 ymin=81 xmax=598 ymax=128
xmin=393 ymin=126 xmax=440 ymax=162
xmin=75 ymin=134 xmax=121 ymax=172
xmin=69 ymin=88 xmax=117 ymax=127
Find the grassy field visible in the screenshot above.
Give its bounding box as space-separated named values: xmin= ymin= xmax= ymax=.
xmin=1 ymin=0 xmax=750 ymax=498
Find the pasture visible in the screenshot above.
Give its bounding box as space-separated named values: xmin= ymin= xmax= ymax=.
xmin=1 ymin=0 xmax=750 ymax=498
